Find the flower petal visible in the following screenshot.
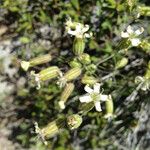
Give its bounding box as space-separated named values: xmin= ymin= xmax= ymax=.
xmin=121 ymin=32 xmax=129 ymax=38
xmin=130 ymin=38 xmax=141 ymax=46
xmin=100 ymin=94 xmax=109 ymax=101
xmin=58 ymin=101 xmax=65 ymax=109
xmin=127 ymin=25 xmax=134 ymax=34
xmin=94 ymin=83 xmax=100 ymax=93
xmin=67 ymin=29 xmax=78 ymax=36
xmin=94 ymin=101 xmax=102 ymax=112
xmin=84 ymin=85 xmax=93 ymax=94
xmin=135 ymin=27 xmax=144 ymax=36
xmin=81 ymin=24 xmax=89 ymax=33
xmin=84 ymin=33 xmax=92 ymax=38
xmin=79 ymin=95 xmax=92 ymax=103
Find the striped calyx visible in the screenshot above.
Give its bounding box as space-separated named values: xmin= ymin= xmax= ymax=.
xmin=59 ymin=83 xmax=75 ymax=109
xmin=78 ymin=53 xmax=91 ymax=65
xmin=31 ymin=66 xmax=60 ymax=89
xmin=73 ymin=38 xmax=85 ymax=55
xmin=39 ymin=66 xmax=60 ymax=81
xmin=104 ymin=96 xmax=114 ymax=119
xmin=35 ymin=118 xmax=65 ymax=145
xmin=69 ymin=58 xmax=82 ymax=68
xmin=21 ymin=54 xmax=52 ymax=71
xmin=81 ymin=75 xmax=98 ymax=85
xmin=115 ymin=57 xmax=128 ymax=69
xmin=64 ymin=67 xmax=82 ymax=81
xmin=57 ymin=68 xmax=81 ymax=88
xmin=29 ymin=54 xmax=52 ymax=67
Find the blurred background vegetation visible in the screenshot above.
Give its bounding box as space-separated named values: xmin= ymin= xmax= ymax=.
xmin=0 ymin=0 xmax=150 ymax=149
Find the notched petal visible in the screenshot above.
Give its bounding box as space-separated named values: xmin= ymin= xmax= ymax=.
xmin=84 ymin=85 xmax=93 ymax=94
xmin=95 ymin=101 xmax=102 ymax=112
xmin=79 ymin=95 xmax=92 ymax=103
xmin=130 ymin=38 xmax=141 ymax=46
xmin=121 ymin=32 xmax=129 ymax=38
xmin=94 ymin=83 xmax=101 ymax=93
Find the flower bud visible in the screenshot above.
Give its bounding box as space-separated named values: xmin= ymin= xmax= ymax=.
xmin=64 ymin=67 xmax=82 ymax=81
xmin=138 ymin=6 xmax=150 ymax=16
xmin=29 ymin=54 xmax=52 ymax=67
xmin=21 ymin=54 xmax=52 ymax=71
xmin=69 ymin=59 xmax=82 ymax=68
xmin=86 ymin=64 xmax=97 ymax=74
xmin=81 ymin=75 xmax=98 ymax=85
xmin=59 ymin=83 xmax=75 ymax=109
xmin=139 ymin=40 xmax=150 ymax=52
xmin=31 ymin=66 xmax=60 ymax=89
xmin=39 ymin=66 xmax=60 ymax=81
xmin=115 ymin=57 xmax=128 ymax=69
xmin=67 ymin=114 xmax=82 ymax=130
xmin=78 ymin=53 xmax=91 ymax=64
xmin=35 ymin=118 xmax=65 ymax=145
xmin=104 ymin=96 xmax=114 ymax=119
xmin=73 ymin=38 xmax=85 ymax=55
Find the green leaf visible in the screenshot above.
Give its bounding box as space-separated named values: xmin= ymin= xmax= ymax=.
xmin=71 ymin=0 xmax=80 ymax=10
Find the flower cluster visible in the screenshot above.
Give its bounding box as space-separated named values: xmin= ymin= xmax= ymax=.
xmin=19 ymin=17 xmax=149 ymax=145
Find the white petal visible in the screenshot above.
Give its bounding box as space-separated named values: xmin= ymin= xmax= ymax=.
xmin=108 ymin=95 xmax=112 ymax=100
xmin=100 ymin=94 xmax=108 ymax=101
xmin=81 ymin=24 xmax=89 ymax=33
xmin=67 ymin=29 xmax=77 ymax=36
xmin=58 ymin=101 xmax=65 ymax=109
xmin=130 ymin=38 xmax=141 ymax=46
xmin=84 ymin=33 xmax=91 ymax=38
xmin=84 ymin=85 xmax=93 ymax=94
xmin=135 ymin=27 xmax=144 ymax=36
xmin=95 ymin=101 xmax=102 ymax=112
xmin=121 ymin=32 xmax=129 ymax=38
xmin=76 ymin=23 xmax=82 ymax=32
xmin=79 ymin=95 xmax=92 ymax=103
xmin=127 ymin=25 xmax=134 ymax=34
xmin=94 ymin=83 xmax=101 ymax=93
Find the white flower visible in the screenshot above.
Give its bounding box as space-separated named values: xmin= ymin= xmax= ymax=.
xmin=65 ymin=17 xmax=92 ymax=38
xmin=121 ymin=25 xmax=144 ymax=46
xmin=79 ymin=83 xmax=110 ymax=112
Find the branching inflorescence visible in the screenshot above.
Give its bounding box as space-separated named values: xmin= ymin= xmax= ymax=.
xmin=20 ymin=13 xmax=150 ymax=145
